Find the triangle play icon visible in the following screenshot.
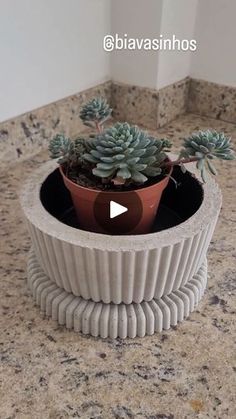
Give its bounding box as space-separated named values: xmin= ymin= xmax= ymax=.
xmin=109 ymin=200 xmax=128 ymax=219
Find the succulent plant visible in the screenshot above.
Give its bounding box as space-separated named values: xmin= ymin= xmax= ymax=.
xmin=180 ymin=130 xmax=235 ymax=182
xmin=80 ymin=97 xmax=112 ymax=128
xmin=49 ymin=134 xmax=87 ymax=166
xmin=49 ymin=134 xmax=72 ymax=164
xmin=83 ymin=122 xmax=171 ymax=184
xmin=49 ymin=97 xmax=235 ymax=188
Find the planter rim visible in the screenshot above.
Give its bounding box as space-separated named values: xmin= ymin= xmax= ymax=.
xmin=59 ymin=160 xmax=173 ymax=195
xmin=20 ymin=154 xmax=222 ymax=251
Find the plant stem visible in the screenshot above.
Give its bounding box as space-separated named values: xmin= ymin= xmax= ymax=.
xmin=95 ymin=121 xmax=102 ymax=133
xmin=162 ymin=156 xmax=200 ymax=168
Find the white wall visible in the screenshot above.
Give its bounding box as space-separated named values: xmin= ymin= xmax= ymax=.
xmin=110 ymin=0 xmax=198 ymax=89
xmin=190 ymin=0 xmax=236 ymax=87
xmin=111 ymin=0 xmax=163 ymax=89
xmin=111 ymin=0 xmax=236 ymax=89
xmin=0 ymin=0 xmax=110 ymax=122
xmin=156 ymin=0 xmax=198 ymax=89
xmin=1 ymin=0 xmax=235 ymax=123
xmin=191 ymin=0 xmax=236 ymax=87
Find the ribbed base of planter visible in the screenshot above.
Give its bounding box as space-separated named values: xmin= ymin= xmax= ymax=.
xmin=27 ymin=250 xmax=208 ymax=338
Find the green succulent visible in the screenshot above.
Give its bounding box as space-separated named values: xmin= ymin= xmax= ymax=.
xmin=180 ymin=130 xmax=235 ymax=182
xmin=49 ymin=97 xmax=235 ymax=189
xmin=80 ymin=97 xmax=112 ymax=128
xmin=83 ymin=122 xmax=171 ymax=184
xmin=49 ymin=134 xmax=73 ymax=164
xmin=49 ymin=134 xmax=86 ymax=166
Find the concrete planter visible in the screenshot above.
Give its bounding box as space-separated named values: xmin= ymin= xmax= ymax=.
xmin=27 ymin=248 xmax=208 ymax=339
xmin=20 ymin=158 xmax=222 ymax=338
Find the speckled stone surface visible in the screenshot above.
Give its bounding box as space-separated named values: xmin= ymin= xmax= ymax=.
xmin=0 ymin=81 xmax=111 ymax=165
xmin=158 ymin=78 xmax=190 ymax=128
xmin=111 ymin=79 xmax=190 ymax=130
xmin=111 ymin=82 xmax=159 ymax=130
xmin=0 ymin=113 xmax=235 ymax=418
xmin=188 ymin=79 xmax=236 ymax=124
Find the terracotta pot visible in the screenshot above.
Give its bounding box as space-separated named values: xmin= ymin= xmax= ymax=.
xmin=59 ymin=164 xmax=173 ymax=235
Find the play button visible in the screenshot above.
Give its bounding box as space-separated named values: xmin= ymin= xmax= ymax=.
xmin=110 ymin=201 xmax=128 ymax=219
xmin=93 ymin=191 xmax=143 ymax=234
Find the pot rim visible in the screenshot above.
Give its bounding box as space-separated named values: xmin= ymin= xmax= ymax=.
xmin=20 ymin=153 xmax=222 ymax=251
xmin=59 ymin=159 xmax=173 ymax=194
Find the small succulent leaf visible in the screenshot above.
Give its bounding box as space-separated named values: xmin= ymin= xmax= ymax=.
xmin=133 ymin=164 xmax=147 ymax=171
xmin=96 ymin=146 xmax=114 ymax=154
xmin=125 ymin=148 xmax=134 ymax=155
xmin=206 ymin=159 xmax=217 ymax=175
xmin=118 ymin=163 xmax=128 ymax=169
xmin=83 ymin=153 xmax=98 ymax=163
xmin=97 ymin=163 xmax=114 ymax=170
xmin=201 ymin=166 xmax=207 ymax=183
xmin=143 ymin=146 xmax=157 ymax=157
xmin=221 ymin=153 xmax=235 ymax=160
xmin=143 ymin=167 xmax=162 ymax=176
xmin=154 ymin=152 xmax=167 ymax=164
xmin=139 ymin=138 xmax=151 ymax=148
xmin=100 ymin=156 xmax=115 ymax=163
xmin=113 ymin=147 xmax=124 ymax=152
xmin=116 ymin=168 xmax=132 ymax=179
xmin=130 ymin=170 xmax=148 ymax=184
xmin=190 ymin=141 xmax=201 ymax=151
xmin=92 ymin=167 xmax=115 ymax=178
xmin=196 ymin=158 xmax=204 ymax=171
xmin=116 ymin=140 xmax=124 ymax=146
xmin=199 ymin=145 xmax=210 ymax=154
xmin=101 ymin=140 xmax=112 ymax=147
xmin=126 ymin=157 xmax=140 ymax=165
xmin=91 ymin=150 xmax=102 ymax=158
xmin=141 ymin=156 xmax=156 ymax=165
xmin=132 ymin=149 xmax=146 ymax=157
xmin=114 ymin=154 xmax=125 ymax=161
xmin=105 ymin=135 xmax=116 ymax=142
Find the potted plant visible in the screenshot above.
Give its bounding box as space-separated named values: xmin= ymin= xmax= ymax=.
xmin=20 ymin=98 xmax=235 ymax=337
xmin=48 ymin=97 xmax=235 ymax=235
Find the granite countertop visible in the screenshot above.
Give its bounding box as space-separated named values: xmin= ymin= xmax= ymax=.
xmin=0 ymin=114 xmax=235 ymax=419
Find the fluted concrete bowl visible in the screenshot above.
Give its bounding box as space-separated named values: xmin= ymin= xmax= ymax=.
xmin=20 ymin=158 xmax=221 ymax=305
